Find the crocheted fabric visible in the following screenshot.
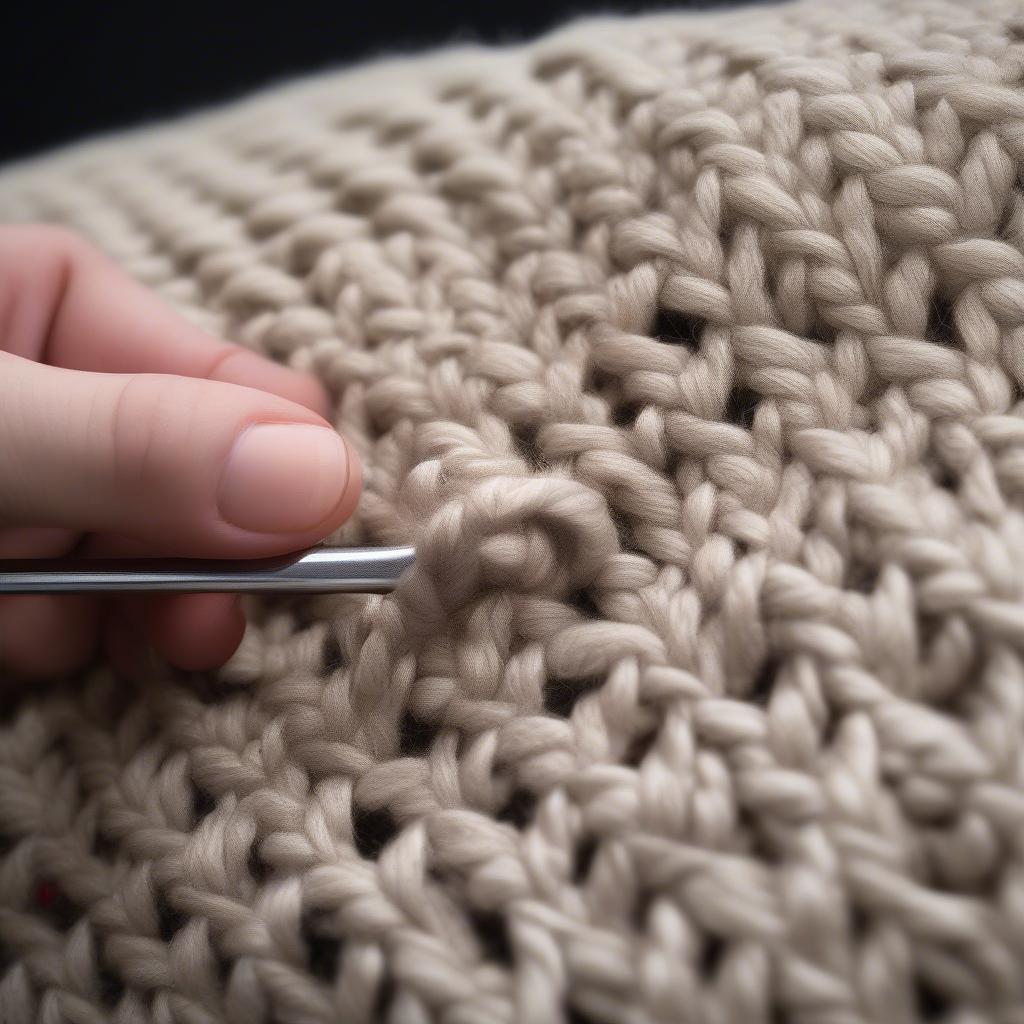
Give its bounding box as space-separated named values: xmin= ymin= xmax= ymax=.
xmin=3 ymin=1 xmax=1024 ymax=1020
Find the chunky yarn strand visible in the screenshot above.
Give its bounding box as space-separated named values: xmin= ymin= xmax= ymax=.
xmin=3 ymin=1 xmax=1024 ymax=1021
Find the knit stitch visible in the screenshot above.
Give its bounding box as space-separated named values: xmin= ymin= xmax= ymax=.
xmin=2 ymin=1 xmax=1024 ymax=1020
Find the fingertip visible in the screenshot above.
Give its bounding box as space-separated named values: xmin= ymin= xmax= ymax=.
xmin=145 ymin=593 xmax=245 ymax=671
xmin=330 ymin=436 xmax=363 ymax=530
xmin=294 ymin=375 xmax=332 ymax=421
xmin=210 ymin=349 xmax=332 ymax=418
xmin=214 ymin=423 xmax=361 ymax=546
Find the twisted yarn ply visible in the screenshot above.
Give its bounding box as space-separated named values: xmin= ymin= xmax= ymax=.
xmin=3 ymin=1 xmax=1024 ymax=1020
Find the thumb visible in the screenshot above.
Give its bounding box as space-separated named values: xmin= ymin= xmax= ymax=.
xmin=0 ymin=351 xmax=361 ymax=556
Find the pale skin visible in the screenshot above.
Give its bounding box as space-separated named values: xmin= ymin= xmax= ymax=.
xmin=0 ymin=225 xmax=362 ymax=680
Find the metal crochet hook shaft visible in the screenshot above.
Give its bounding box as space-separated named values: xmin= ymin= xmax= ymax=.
xmin=0 ymin=546 xmax=416 ymax=595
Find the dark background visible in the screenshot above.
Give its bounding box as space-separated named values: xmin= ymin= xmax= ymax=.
xmin=0 ymin=1 xmax=739 ymax=165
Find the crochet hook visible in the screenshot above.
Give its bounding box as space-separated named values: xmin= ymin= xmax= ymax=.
xmin=0 ymin=546 xmax=415 ymax=595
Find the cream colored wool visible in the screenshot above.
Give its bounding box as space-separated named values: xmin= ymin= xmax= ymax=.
xmin=2 ymin=0 xmax=1024 ymax=1020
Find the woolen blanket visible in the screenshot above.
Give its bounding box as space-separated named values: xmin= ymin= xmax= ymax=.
xmin=2 ymin=0 xmax=1024 ymax=1020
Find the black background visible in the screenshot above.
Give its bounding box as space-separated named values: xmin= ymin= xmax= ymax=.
xmin=0 ymin=1 xmax=743 ymax=165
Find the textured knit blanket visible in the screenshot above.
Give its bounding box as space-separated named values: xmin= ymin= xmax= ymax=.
xmin=2 ymin=1 xmax=1024 ymax=1021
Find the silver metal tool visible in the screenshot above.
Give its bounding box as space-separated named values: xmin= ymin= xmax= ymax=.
xmin=0 ymin=546 xmax=416 ymax=595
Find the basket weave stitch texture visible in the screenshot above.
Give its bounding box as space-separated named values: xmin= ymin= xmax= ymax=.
xmin=3 ymin=0 xmax=1024 ymax=1020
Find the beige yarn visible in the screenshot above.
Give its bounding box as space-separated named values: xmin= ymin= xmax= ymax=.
xmin=3 ymin=0 xmax=1024 ymax=1020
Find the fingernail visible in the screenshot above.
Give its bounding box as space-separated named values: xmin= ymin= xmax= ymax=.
xmin=218 ymin=424 xmax=350 ymax=533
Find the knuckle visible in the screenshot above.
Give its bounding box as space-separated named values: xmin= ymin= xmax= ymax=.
xmin=109 ymin=374 xmax=202 ymax=492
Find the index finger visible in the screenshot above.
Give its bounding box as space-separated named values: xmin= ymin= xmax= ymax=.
xmin=0 ymin=225 xmax=329 ymax=416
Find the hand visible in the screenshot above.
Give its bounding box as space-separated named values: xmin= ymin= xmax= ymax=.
xmin=0 ymin=226 xmax=361 ymax=680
